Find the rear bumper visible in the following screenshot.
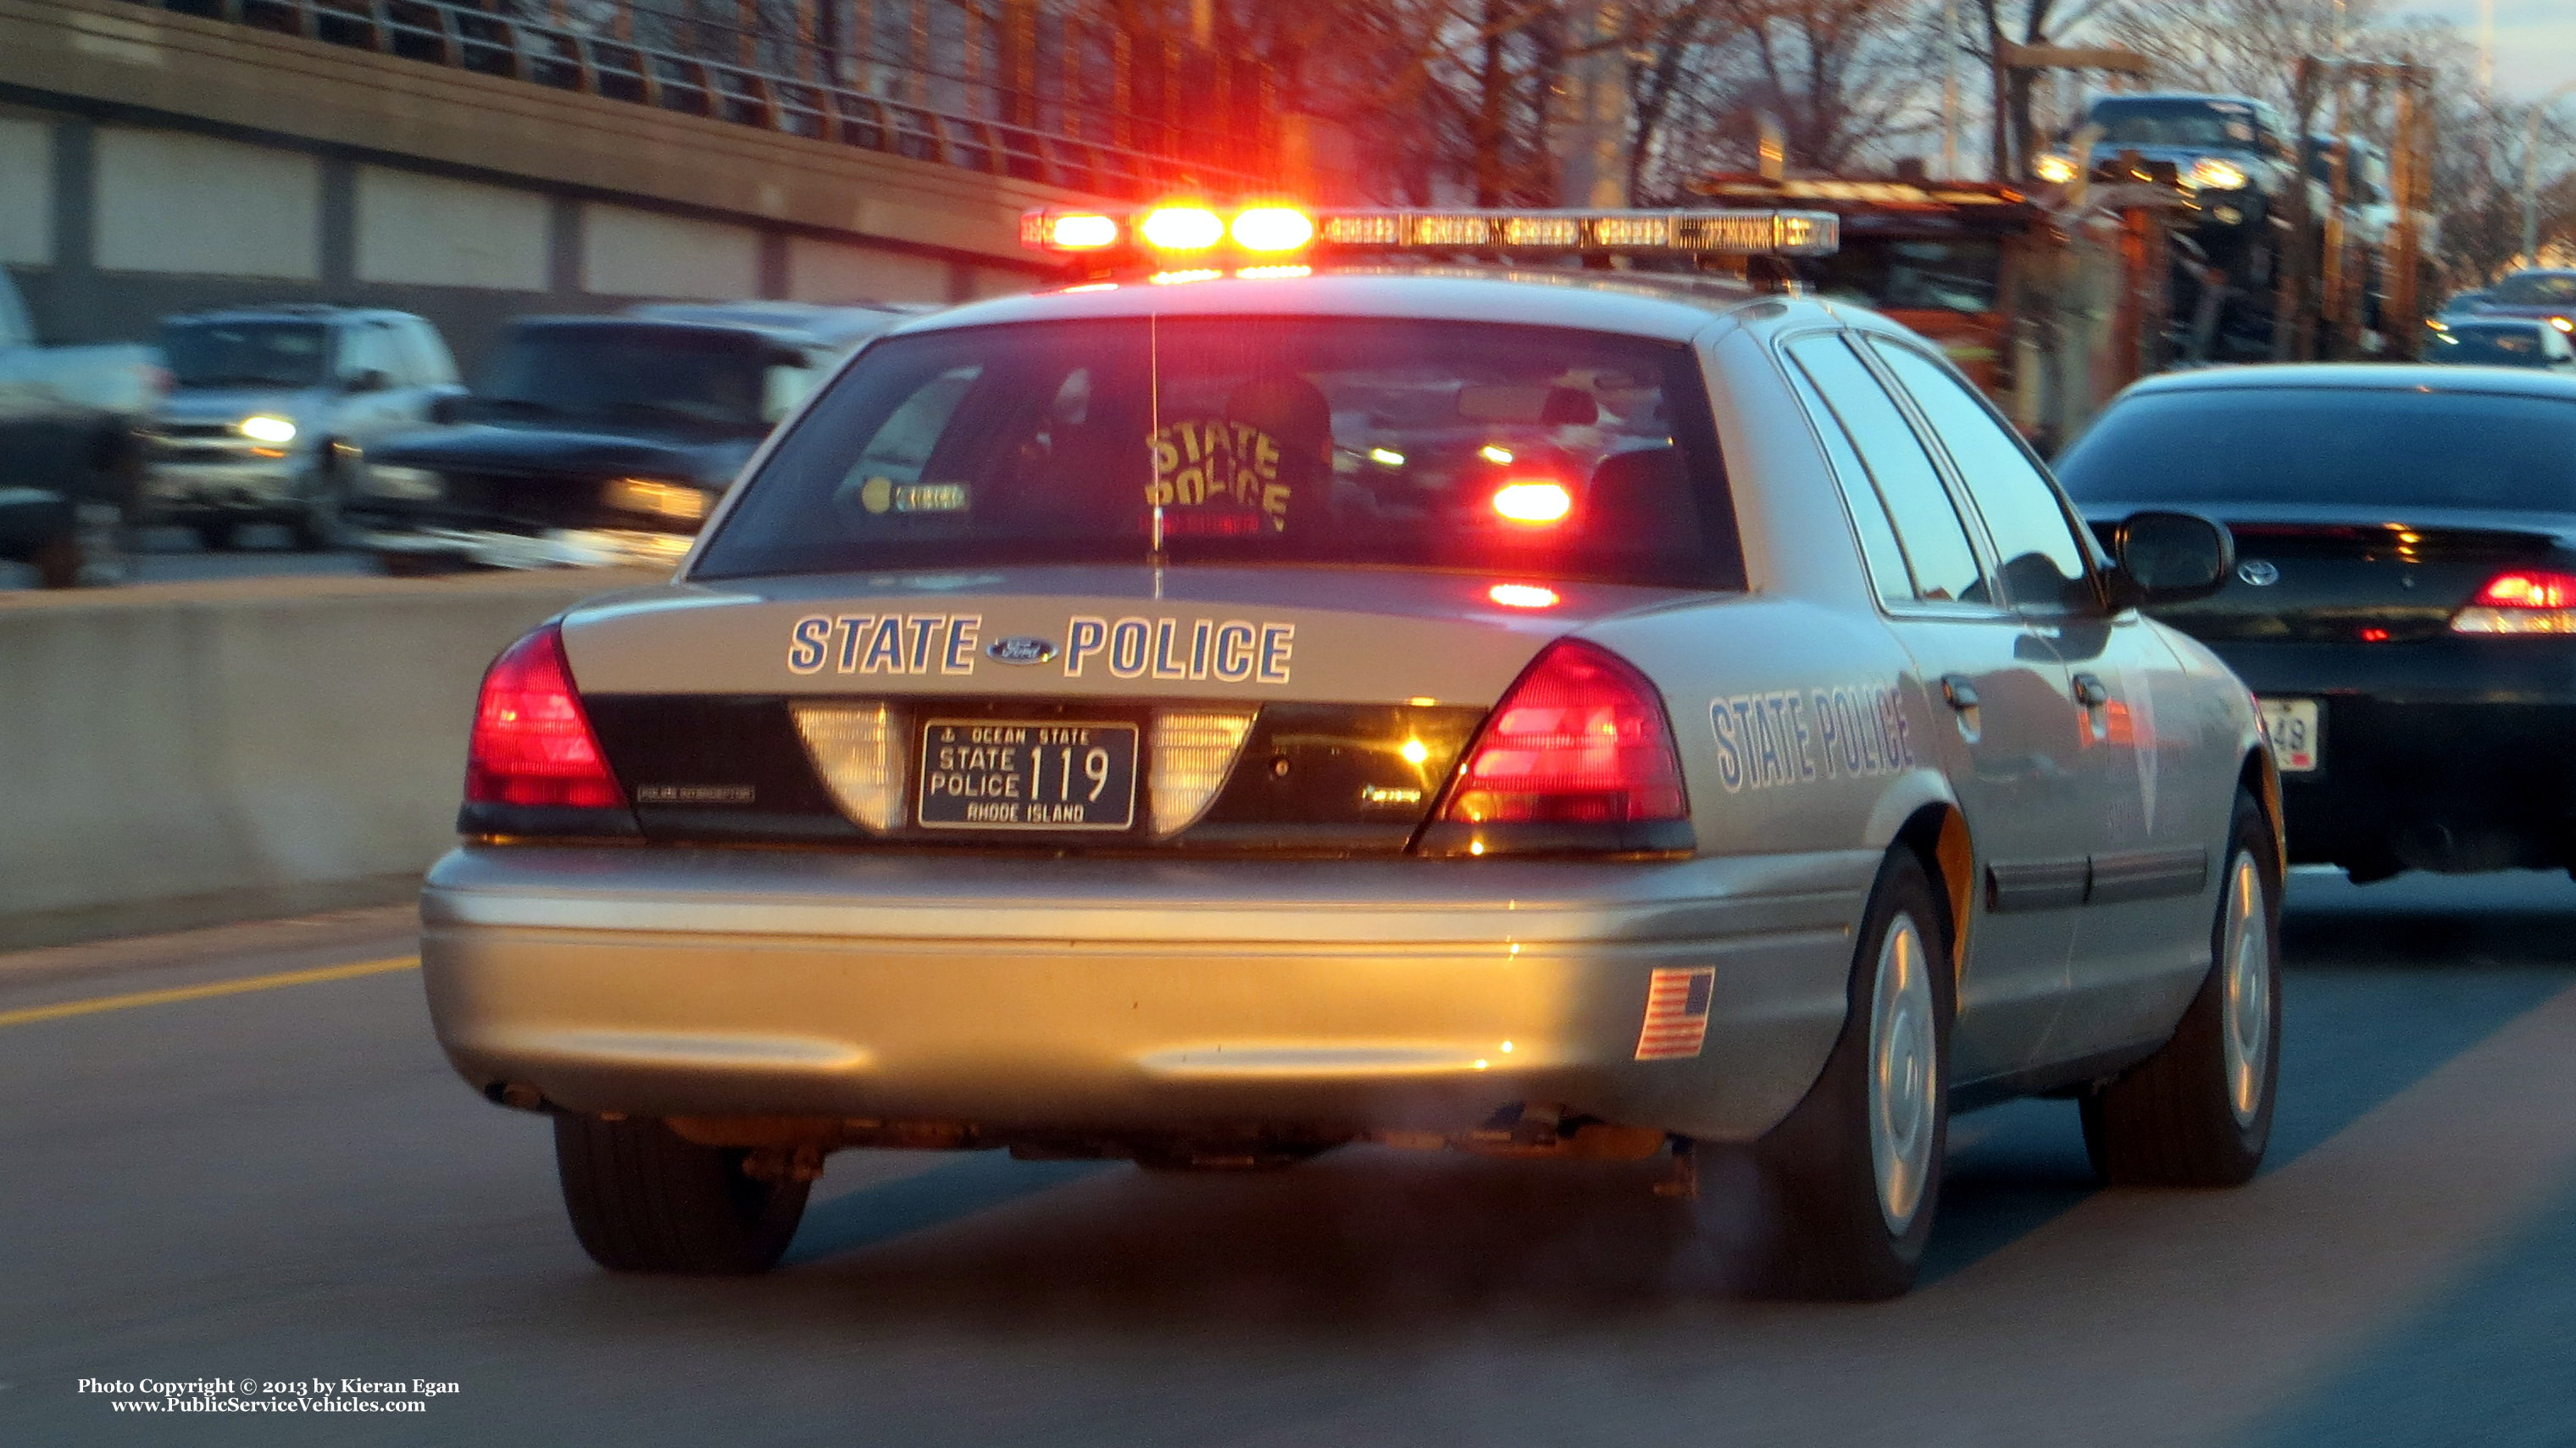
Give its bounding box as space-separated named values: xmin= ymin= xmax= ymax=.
xmin=2216 ymin=638 xmax=2576 ymax=868
xmin=419 ymin=846 xmax=1871 ymax=1143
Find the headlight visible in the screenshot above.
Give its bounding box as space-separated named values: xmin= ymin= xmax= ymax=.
xmin=237 ymin=413 xmax=297 ymax=444
xmin=2191 ymin=157 xmax=2249 ymax=191
xmin=2034 ymin=153 xmax=2079 ymax=185
xmin=603 ymin=476 xmax=710 ymax=521
xmin=364 ymin=464 xmax=444 ymax=499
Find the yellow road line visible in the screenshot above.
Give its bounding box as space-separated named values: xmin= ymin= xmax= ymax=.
xmin=0 ymin=956 xmax=419 ymax=1029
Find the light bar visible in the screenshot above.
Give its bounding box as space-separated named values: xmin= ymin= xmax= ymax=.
xmin=1313 ymin=208 xmax=1840 ymax=258
xmin=1022 ymin=203 xmax=1839 ymax=260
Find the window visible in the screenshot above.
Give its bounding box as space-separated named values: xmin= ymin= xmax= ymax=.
xmin=1869 ymin=340 xmax=2094 ymax=613
xmin=339 ymin=324 xmax=404 ymax=386
xmin=2485 ymin=273 xmax=2576 ymax=307
xmin=2057 ymin=387 xmax=2576 ymax=513
xmin=394 ymin=319 xmax=460 ymax=386
xmin=159 ymin=321 xmax=330 ymax=390
xmin=474 ymin=323 xmax=773 ymax=432
xmin=1785 ymin=335 xmax=1987 ymax=606
xmin=695 ymin=318 xmax=1742 ymax=588
xmin=1783 ymin=351 xmax=1913 ymax=605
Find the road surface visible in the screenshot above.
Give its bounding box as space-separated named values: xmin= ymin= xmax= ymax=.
xmin=4 ymin=869 xmax=2573 ymax=1445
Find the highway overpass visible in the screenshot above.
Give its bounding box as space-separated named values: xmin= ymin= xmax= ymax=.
xmin=0 ymin=0 xmax=1267 ymax=363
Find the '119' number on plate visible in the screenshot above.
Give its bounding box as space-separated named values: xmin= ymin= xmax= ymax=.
xmin=917 ymin=719 xmax=1139 ymax=829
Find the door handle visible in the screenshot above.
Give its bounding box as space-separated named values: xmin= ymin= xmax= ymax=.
xmin=2073 ymin=673 xmax=2111 ymax=707
xmin=1939 ymin=674 xmax=1979 ymax=711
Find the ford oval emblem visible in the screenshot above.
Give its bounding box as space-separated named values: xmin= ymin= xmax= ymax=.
xmin=2237 ymin=559 xmax=2280 ymax=587
xmin=985 ymin=635 xmax=1058 ymax=666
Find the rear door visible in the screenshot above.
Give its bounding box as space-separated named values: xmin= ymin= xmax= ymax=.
xmin=1871 ymin=338 xmax=2213 ymax=1059
xmin=1784 ymin=332 xmax=2079 ymax=1085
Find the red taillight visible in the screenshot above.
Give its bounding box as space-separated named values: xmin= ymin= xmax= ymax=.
xmin=1441 ymin=640 xmax=1685 ymax=825
xmin=2473 ymin=570 xmax=2576 ymax=609
xmin=465 ymin=624 xmax=624 ymax=809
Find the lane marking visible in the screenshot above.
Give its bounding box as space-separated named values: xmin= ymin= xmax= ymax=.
xmin=0 ymin=957 xmax=419 ymax=1029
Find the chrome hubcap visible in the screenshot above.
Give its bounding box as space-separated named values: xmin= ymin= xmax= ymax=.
xmin=2220 ymin=849 xmax=2271 ymax=1126
xmin=1869 ymin=913 xmax=1936 ymax=1235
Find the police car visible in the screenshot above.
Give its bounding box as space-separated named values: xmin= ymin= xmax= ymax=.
xmin=422 ymin=200 xmax=2278 ymax=1300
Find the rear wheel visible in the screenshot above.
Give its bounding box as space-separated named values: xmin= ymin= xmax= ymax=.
xmin=2080 ymin=788 xmax=2279 ymax=1185
xmin=1682 ymin=847 xmax=1951 ymax=1300
xmin=553 ymin=1114 xmax=810 ymax=1274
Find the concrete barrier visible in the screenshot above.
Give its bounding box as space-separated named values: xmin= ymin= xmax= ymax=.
xmin=0 ymin=569 xmax=662 ymax=950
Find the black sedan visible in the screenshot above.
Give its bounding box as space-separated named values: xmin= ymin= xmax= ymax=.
xmin=2056 ymin=365 xmax=2576 ymax=882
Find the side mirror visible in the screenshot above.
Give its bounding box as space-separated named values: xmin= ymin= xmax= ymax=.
xmin=344 ymin=369 xmax=391 ymax=394
xmin=428 ymin=392 xmax=466 ymax=424
xmin=2107 ymin=510 xmax=2234 ymax=608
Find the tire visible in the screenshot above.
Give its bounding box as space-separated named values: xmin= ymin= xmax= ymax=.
xmin=192 ymin=519 xmax=238 ymax=552
xmin=2080 ymin=788 xmax=2280 ymax=1186
xmin=553 ymin=1114 xmax=811 ymax=1274
xmin=375 ymin=550 xmax=470 ymax=578
xmin=70 ymin=502 xmax=130 ymax=586
xmin=1686 ymin=847 xmax=1953 ymax=1301
xmin=30 ymin=530 xmax=81 ymax=589
xmin=286 ymin=454 xmax=348 ymax=552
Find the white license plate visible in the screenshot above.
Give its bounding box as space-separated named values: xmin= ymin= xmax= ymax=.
xmin=2259 ymin=697 xmax=2321 ymax=773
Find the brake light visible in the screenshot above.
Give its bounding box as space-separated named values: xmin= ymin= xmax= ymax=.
xmin=1491 ymin=480 xmax=1573 ymax=526
xmin=2453 ymin=569 xmax=2576 ymax=634
xmin=1487 ymin=583 xmax=1561 ymax=609
xmin=1441 ymin=640 xmax=1685 ymax=825
xmin=465 ymin=624 xmax=624 ymax=807
xmin=2475 ymin=571 xmax=2576 ymax=608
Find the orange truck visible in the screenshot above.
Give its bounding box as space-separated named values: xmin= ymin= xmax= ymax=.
xmin=1691 ymin=175 xmax=2043 ymax=408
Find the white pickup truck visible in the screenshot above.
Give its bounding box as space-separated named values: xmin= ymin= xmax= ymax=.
xmin=0 ymin=271 xmax=158 ymax=585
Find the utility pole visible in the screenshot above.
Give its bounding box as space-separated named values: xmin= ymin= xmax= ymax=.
xmin=2479 ymin=0 xmax=2495 ymax=99
xmin=2525 ymin=83 xmax=2576 ymax=263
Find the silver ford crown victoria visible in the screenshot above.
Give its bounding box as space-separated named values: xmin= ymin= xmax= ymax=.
xmin=422 ymin=204 xmax=2279 ymax=1300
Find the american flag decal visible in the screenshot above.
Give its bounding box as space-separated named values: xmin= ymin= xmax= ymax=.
xmin=1635 ymin=967 xmax=1716 ymax=1061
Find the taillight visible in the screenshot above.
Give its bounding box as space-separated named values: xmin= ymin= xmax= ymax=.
xmin=465 ymin=624 xmax=625 ymax=809
xmin=1432 ymin=640 xmax=1687 ymax=846
xmin=2452 ymin=569 xmax=2576 ymax=635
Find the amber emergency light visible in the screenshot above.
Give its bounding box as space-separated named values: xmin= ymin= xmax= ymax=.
xmin=1020 ymin=202 xmax=1840 ymax=264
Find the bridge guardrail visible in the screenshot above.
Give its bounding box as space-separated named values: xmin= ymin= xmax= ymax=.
xmin=115 ymin=0 xmax=1264 ymax=199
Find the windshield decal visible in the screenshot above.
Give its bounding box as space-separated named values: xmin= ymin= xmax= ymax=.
xmin=1711 ymin=684 xmax=1913 ymax=792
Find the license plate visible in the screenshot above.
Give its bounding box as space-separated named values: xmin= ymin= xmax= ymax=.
xmin=2258 ymin=697 xmax=2321 ymax=773
xmin=916 ymin=718 xmax=1138 ymax=829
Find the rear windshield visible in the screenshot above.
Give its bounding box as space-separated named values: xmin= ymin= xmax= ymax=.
xmin=2424 ymin=325 xmax=2557 ymax=367
xmin=2057 ymin=387 xmax=2576 ymax=511
xmin=693 ymin=317 xmax=1740 ymax=588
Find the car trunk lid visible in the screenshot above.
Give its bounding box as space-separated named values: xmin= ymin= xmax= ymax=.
xmin=556 ymin=566 xmax=1702 ymax=853
xmin=2089 ymin=503 xmax=2572 ymax=642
